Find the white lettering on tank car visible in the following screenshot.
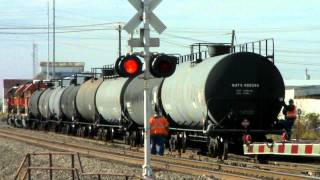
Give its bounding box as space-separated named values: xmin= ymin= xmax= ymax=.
xmin=231 ymin=83 xmax=260 ymax=88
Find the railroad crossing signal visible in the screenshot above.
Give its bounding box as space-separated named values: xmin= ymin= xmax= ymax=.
xmin=115 ymin=55 xmax=143 ymax=77
xmin=124 ymin=0 xmax=167 ymax=34
xmin=124 ymin=0 xmax=167 ymax=178
xmin=150 ymin=54 xmax=177 ymax=78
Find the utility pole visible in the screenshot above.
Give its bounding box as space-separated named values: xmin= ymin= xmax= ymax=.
xmin=231 ymin=30 xmax=235 ymax=52
xmin=47 ymin=1 xmax=50 ymax=80
xmin=32 ymin=43 xmax=38 ymax=78
xmin=52 ymin=0 xmax=56 ymax=80
xmin=118 ymin=24 xmax=122 ymax=57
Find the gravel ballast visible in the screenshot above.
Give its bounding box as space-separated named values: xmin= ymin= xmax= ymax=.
xmin=0 ymin=136 xmax=214 ymax=180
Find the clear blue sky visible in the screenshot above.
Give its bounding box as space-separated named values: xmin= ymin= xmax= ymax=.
xmin=0 ymin=0 xmax=319 ymax=85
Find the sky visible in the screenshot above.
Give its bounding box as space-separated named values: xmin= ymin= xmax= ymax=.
xmin=0 ymin=0 xmax=320 ymax=95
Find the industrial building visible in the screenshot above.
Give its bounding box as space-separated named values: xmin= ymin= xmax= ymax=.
xmin=285 ymin=80 xmax=320 ymax=115
xmin=38 ymin=61 xmax=85 ymax=79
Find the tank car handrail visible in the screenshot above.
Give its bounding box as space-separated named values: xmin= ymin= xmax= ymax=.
xmin=178 ymin=51 xmax=208 ymax=64
xmin=234 ymin=38 xmax=275 ymax=63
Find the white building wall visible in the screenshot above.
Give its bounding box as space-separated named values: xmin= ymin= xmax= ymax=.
xmin=284 ymin=89 xmax=320 ymax=115
xmin=294 ymin=99 xmax=320 ymax=115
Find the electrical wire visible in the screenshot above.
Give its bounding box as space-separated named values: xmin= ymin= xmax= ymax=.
xmin=0 ymin=28 xmax=116 ymax=34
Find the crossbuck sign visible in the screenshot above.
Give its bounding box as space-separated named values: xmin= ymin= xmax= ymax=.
xmin=124 ymin=0 xmax=166 ymax=34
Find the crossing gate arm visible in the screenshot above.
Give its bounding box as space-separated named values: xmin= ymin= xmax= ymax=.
xmin=243 ymin=143 xmax=320 ymax=157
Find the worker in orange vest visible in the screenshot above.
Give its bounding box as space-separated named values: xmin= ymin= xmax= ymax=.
xmin=281 ymin=99 xmax=297 ymax=140
xmin=149 ymin=111 xmax=169 ymax=156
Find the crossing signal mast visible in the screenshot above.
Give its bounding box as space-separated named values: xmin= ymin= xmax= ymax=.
xmin=121 ymin=0 xmax=176 ymax=178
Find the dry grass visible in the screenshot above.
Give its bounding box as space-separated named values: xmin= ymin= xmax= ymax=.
xmin=0 ymin=113 xmax=7 ymax=122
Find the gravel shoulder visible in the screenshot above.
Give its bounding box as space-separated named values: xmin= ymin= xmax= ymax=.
xmin=0 ymin=123 xmax=214 ymax=180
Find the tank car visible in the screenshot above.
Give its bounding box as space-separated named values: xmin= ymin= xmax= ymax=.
xmin=6 ymin=41 xmax=286 ymax=159
xmin=118 ymin=51 xmax=285 ymax=157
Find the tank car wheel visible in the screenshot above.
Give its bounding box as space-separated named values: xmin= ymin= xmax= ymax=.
xmin=54 ymin=123 xmax=61 ymax=133
xmin=128 ymin=131 xmax=137 ymax=146
xmin=64 ymin=125 xmax=70 ymax=135
xmin=221 ymin=140 xmax=229 ymax=160
xmin=169 ymin=135 xmax=177 ymax=153
xmin=80 ymin=127 xmax=86 ymax=137
xmin=181 ymin=132 xmax=187 ymax=153
xmin=14 ymin=118 xmax=22 ymax=128
xmin=39 ymin=122 xmax=44 ymax=130
xmin=124 ymin=132 xmax=130 ymax=145
xmin=31 ymin=121 xmax=37 ymax=130
xmin=208 ymin=137 xmax=219 ymax=158
xmin=216 ymin=139 xmax=228 ymax=160
xmin=101 ymin=129 xmax=105 ymax=141
xmin=87 ymin=127 xmax=92 ymax=138
xmin=7 ymin=117 xmax=12 ymax=126
xmin=96 ymin=128 xmax=103 ymax=140
xmin=110 ymin=128 xmax=114 ymax=142
xmin=22 ymin=118 xmax=29 ymax=129
xmin=70 ymin=124 xmax=77 ymax=135
xmin=40 ymin=121 xmax=48 ymax=131
xmin=76 ymin=127 xmax=81 ymax=136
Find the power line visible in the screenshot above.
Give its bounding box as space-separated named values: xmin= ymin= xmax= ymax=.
xmin=0 ymin=28 xmax=116 ymax=34
xmin=162 ymin=32 xmax=210 ymax=43
xmin=0 ymin=22 xmax=121 ymax=30
xmin=276 ymin=60 xmax=320 ymax=66
xmin=161 ymin=39 xmax=189 ymax=48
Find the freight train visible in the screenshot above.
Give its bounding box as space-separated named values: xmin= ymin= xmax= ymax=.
xmin=4 ymin=40 xmax=286 ymax=159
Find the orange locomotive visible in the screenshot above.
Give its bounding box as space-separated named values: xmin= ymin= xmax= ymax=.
xmin=7 ymin=81 xmax=46 ymax=127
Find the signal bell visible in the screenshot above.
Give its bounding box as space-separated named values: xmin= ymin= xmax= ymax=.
xmin=150 ymin=54 xmax=177 ymax=78
xmin=115 ymin=55 xmax=143 ymax=77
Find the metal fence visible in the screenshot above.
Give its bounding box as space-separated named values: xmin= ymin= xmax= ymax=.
xmin=14 ymin=152 xmax=141 ymax=180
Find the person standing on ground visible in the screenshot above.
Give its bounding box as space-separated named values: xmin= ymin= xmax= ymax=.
xmin=149 ymin=111 xmax=169 ymax=156
xmin=282 ymin=99 xmax=297 ymax=140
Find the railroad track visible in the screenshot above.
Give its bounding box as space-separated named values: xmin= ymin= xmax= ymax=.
xmin=7 ymin=127 xmax=320 ymax=177
xmin=0 ymin=127 xmax=319 ymax=180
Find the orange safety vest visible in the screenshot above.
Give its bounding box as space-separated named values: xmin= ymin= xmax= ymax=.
xmin=149 ymin=116 xmax=169 ymax=136
xmin=286 ymin=105 xmax=297 ymax=119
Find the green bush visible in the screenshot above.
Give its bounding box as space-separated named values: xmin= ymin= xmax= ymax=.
xmin=291 ymin=113 xmax=320 ymax=140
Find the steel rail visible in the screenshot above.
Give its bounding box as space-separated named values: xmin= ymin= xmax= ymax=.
xmin=5 ymin=127 xmax=320 ymax=177
xmin=0 ymin=128 xmax=318 ymax=180
xmin=0 ymin=129 xmax=258 ymax=180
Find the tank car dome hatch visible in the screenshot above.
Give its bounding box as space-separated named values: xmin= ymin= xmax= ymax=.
xmin=207 ymin=44 xmax=231 ymax=57
xmin=161 ymin=52 xmax=284 ymax=130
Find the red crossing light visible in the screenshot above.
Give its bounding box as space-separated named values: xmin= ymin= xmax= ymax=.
xmin=124 ymin=59 xmax=139 ymax=75
xmin=115 ymin=55 xmax=143 ymax=77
